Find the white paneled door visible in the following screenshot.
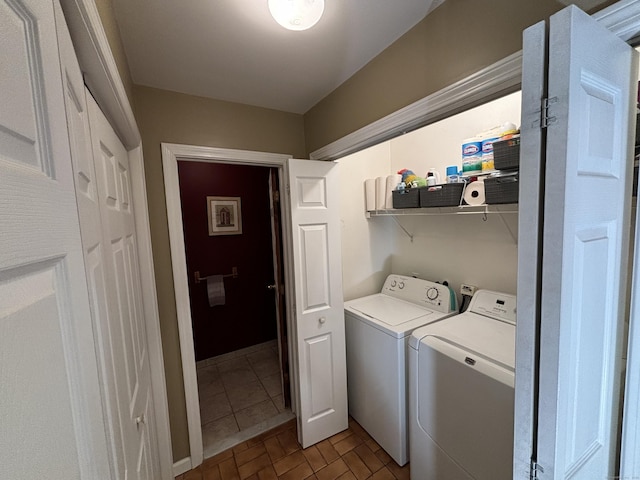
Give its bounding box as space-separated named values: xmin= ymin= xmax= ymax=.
xmin=517 ymin=5 xmax=637 ymax=479
xmin=56 ymin=0 xmax=160 ymax=476
xmin=85 ymin=93 xmax=159 ymax=479
xmin=0 ymin=0 xmax=111 ymax=478
xmin=287 ymin=159 xmax=348 ymax=447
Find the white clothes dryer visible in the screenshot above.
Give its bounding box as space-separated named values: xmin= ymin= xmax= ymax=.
xmin=409 ymin=289 xmax=517 ymax=480
xmin=345 ymin=274 xmax=457 ymax=466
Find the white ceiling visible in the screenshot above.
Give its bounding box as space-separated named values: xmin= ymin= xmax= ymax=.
xmin=112 ymin=0 xmax=446 ymax=114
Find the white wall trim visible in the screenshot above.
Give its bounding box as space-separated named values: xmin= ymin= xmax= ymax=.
xmin=161 ymin=143 xmax=204 ymax=467
xmin=594 ymin=0 xmax=640 ymax=41
xmin=161 ymin=143 xmax=293 ymax=165
xmin=173 ymin=456 xmax=192 ymax=477
xmin=59 ymin=0 xmax=140 ymax=149
xmin=310 ymin=0 xmax=640 ymax=163
xmin=129 ymin=145 xmax=174 ymax=479
xmin=59 ymin=1 xmax=173 ymax=479
xmin=309 ymin=51 xmax=522 ymax=161
xmin=161 ymin=143 xmax=292 ymax=468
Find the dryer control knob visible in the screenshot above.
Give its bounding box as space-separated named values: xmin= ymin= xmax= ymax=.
xmin=426 ymin=287 xmax=439 ymax=300
xmin=398 ymin=281 xmax=405 ymax=289
xmin=391 ymin=280 xmax=397 ymax=287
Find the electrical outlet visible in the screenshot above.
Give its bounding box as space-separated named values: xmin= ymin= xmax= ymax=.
xmin=460 ymin=284 xmax=477 ymax=296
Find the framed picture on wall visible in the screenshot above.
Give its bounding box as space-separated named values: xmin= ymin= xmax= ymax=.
xmin=207 ymin=196 xmax=243 ymax=236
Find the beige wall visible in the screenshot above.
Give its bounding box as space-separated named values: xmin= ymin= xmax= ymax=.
xmin=133 ymin=85 xmax=305 ymax=460
xmin=93 ymin=0 xmax=135 ymax=107
xmin=303 ymin=0 xmax=618 ymax=154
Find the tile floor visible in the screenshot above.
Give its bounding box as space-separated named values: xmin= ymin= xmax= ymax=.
xmin=197 ymin=341 xmax=292 ymax=454
xmin=178 ymin=417 xmax=410 ymax=480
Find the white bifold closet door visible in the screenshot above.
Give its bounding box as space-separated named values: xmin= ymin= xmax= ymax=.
xmin=516 ymin=5 xmax=638 ymax=479
xmin=56 ymin=2 xmax=161 ymax=478
xmin=287 ymin=159 xmax=348 ymax=448
xmin=0 ymin=0 xmax=111 ymax=478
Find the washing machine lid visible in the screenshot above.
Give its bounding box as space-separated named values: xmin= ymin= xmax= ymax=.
xmin=347 ymin=295 xmax=433 ymax=326
xmin=412 ymin=313 xmax=515 ymax=370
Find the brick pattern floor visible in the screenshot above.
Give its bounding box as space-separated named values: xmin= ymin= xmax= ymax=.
xmin=177 ymin=417 xmax=410 ymax=480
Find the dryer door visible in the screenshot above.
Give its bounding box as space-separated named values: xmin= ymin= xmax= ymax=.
xmin=416 ymin=336 xmax=514 ymax=480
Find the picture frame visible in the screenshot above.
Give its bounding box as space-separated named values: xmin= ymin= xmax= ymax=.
xmin=207 ymin=196 xmax=243 ymax=236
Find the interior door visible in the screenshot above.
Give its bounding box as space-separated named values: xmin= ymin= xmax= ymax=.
xmin=287 ymin=158 xmax=348 ymax=447
xmin=514 ymin=18 xmax=548 ymax=479
xmin=520 ymin=5 xmax=637 ymax=478
xmin=0 ymin=0 xmax=110 ymax=478
xmin=57 ymin=1 xmax=160 ymax=476
xmin=269 ymin=169 xmax=291 ymax=408
xmin=85 ymin=93 xmax=159 ymax=479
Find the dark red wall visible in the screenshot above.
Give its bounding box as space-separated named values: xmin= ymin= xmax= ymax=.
xmin=178 ymin=161 xmax=277 ymax=361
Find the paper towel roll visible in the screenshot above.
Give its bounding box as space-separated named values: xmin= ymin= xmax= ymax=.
xmin=464 ymin=180 xmax=486 ymax=206
xmin=385 ymin=174 xmax=402 ymax=209
xmin=365 ymin=179 xmax=376 ymax=212
xmin=207 ymin=275 xmax=225 ymax=307
xmin=375 ymin=176 xmax=386 ymax=210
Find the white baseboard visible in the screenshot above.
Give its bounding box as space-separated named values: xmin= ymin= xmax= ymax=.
xmin=173 ymin=457 xmax=192 ymax=477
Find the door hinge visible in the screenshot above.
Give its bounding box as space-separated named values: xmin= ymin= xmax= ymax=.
xmin=530 ymin=460 xmax=544 ymax=480
xmin=541 ymin=96 xmax=558 ymax=129
xmin=286 ymin=184 xmax=291 ymax=195
xmin=273 ymin=190 xmax=280 ymax=203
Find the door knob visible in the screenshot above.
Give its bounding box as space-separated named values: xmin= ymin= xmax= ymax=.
xmin=267 ymin=284 xmax=277 ymax=290
xmin=319 ymin=317 xmax=326 ymax=324
xmin=135 ymin=414 xmax=145 ymax=427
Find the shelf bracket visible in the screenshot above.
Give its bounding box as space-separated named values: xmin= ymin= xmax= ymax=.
xmin=496 ymin=210 xmax=518 ymax=244
xmin=391 ymin=216 xmax=414 ymax=242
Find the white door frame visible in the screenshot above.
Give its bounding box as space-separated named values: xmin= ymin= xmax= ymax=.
xmin=161 ymin=143 xmax=295 ymax=469
xmin=58 ymin=1 xmax=173 ymax=479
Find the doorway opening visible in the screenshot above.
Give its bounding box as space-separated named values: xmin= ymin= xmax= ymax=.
xmin=176 ymin=160 xmax=293 ymax=455
xmin=162 ymin=144 xmax=297 ymax=466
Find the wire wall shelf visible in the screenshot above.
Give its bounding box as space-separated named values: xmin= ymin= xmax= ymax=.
xmin=366 ymin=203 xmax=519 ymax=218
xmin=367 ymin=204 xmax=519 ymax=243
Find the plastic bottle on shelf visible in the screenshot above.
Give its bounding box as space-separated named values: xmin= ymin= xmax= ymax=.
xmin=446 ymin=165 xmax=459 ymax=183
xmin=426 ymin=168 xmax=441 ymax=185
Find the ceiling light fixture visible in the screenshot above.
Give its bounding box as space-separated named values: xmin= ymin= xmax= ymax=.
xmin=268 ymin=0 xmax=325 ymax=31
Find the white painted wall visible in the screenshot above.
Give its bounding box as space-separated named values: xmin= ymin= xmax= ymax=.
xmin=390 ymin=213 xmax=518 ymax=303
xmin=337 ymin=91 xmax=522 ymax=303
xmin=337 ymin=142 xmax=395 ymax=300
xmin=390 ymin=91 xmax=522 ymax=181
xmin=387 ymin=91 xmax=522 ymax=302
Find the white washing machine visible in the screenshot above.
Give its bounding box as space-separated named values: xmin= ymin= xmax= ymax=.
xmin=409 ymin=289 xmax=517 ymax=480
xmin=345 ymin=274 xmax=457 ymax=466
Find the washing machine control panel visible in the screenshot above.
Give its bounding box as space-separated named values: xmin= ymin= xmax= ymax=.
xmin=381 ymin=275 xmax=454 ymax=313
xmin=469 ymin=290 xmax=517 ymax=324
